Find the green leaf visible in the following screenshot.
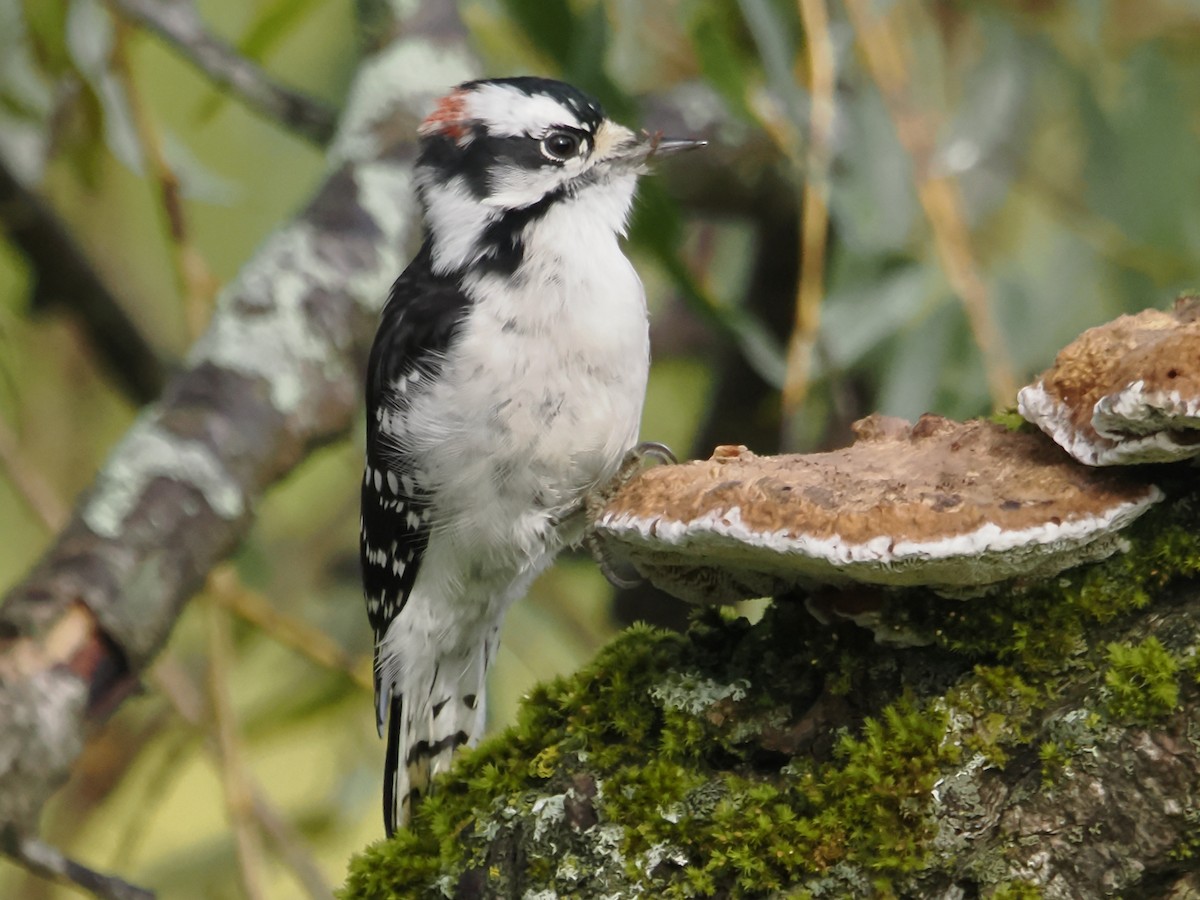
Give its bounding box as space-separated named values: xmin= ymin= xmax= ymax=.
xmin=685 ymin=1 xmax=757 ymax=121
xmin=499 ymin=0 xmax=575 ymax=69
xmin=828 ymin=85 xmax=918 ymax=254
xmin=632 ymin=179 xmax=786 ymax=387
xmin=875 ymin=296 xmax=954 ymax=419
xmin=239 ymin=0 xmax=325 ymax=62
xmin=65 ymin=0 xmax=142 ymax=171
xmin=819 ymin=263 xmax=941 ymax=374
xmin=19 ymin=0 xmax=71 ymax=73
xmin=736 ymin=0 xmax=806 ymax=128
xmin=497 ymin=0 xmax=633 ymax=120
xmin=1081 ymin=45 xmax=1200 ymax=254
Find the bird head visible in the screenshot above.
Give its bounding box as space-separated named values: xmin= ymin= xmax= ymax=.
xmin=413 ymin=77 xmax=704 ymax=275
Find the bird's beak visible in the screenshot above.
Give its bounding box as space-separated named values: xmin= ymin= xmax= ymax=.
xmin=610 ymin=131 xmax=707 ymax=167
xmin=645 ymin=136 xmax=708 ymax=159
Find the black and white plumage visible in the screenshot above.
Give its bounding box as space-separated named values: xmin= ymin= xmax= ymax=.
xmin=360 ymin=76 xmax=702 ymax=835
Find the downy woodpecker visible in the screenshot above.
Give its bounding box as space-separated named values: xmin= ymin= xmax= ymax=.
xmin=360 ymin=76 xmax=702 ymax=835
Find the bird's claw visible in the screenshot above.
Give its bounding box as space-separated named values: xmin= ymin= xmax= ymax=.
xmin=584 ymin=440 xmax=678 ymax=590
xmin=585 ymin=530 xmax=644 ymax=589
xmin=587 ymin=440 xmax=678 ymax=518
xmin=628 ymin=440 xmax=677 ymax=467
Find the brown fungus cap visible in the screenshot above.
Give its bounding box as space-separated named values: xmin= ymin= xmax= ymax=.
xmin=595 ymin=415 xmax=1162 ymax=604
xmin=1018 ymin=295 xmax=1200 ymax=466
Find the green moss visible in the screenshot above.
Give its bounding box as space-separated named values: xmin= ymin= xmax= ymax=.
xmin=816 ymin=697 xmax=958 ymax=874
xmin=1035 ymin=707 xmax=1108 ymax=791
xmin=991 ymin=881 xmax=1045 ymax=899
xmin=945 ymin=665 xmax=1042 ymax=768
xmin=916 ymin=494 xmax=1200 ymax=796
xmin=1167 ymin=809 xmax=1200 ymax=861
xmin=927 ymin=495 xmax=1200 ymax=673
xmin=1037 ymin=740 xmax=1070 ymax=787
xmin=1101 ymin=636 xmax=1180 ymax=724
xmin=342 ymin=606 xmax=962 ymax=898
xmin=989 ymin=408 xmax=1029 ymax=432
xmin=342 ymin=623 xmax=691 ymax=899
xmin=600 ymin=699 xmax=957 ymax=897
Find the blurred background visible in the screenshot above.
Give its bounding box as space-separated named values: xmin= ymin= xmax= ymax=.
xmin=1 ymin=0 xmax=1199 ymax=896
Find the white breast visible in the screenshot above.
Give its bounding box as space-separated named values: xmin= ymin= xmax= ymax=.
xmin=400 ymin=176 xmax=650 ymax=589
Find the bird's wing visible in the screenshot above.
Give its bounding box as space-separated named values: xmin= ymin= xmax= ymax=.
xmin=361 ymin=238 xmax=471 ymax=730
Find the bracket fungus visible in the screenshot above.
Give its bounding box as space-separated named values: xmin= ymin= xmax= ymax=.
xmin=595 ymin=415 xmax=1162 ymax=605
xmin=1018 ymin=295 xmax=1200 ymax=466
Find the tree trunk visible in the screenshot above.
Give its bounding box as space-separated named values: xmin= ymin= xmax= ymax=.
xmin=343 ymin=472 xmax=1200 ymax=899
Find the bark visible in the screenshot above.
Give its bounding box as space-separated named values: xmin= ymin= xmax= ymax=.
xmin=0 ymin=0 xmax=477 ymax=836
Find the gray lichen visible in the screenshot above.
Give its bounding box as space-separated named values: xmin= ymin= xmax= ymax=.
xmin=83 ymin=420 xmax=244 ymax=538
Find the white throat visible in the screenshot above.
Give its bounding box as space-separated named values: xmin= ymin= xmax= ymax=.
xmin=416 ymin=174 xmax=501 ymax=274
xmin=416 ymin=154 xmax=640 ymax=276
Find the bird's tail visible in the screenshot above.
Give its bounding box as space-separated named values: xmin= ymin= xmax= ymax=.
xmin=381 ymin=634 xmax=495 ymax=836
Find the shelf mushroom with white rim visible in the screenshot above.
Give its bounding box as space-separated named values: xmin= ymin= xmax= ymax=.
xmin=594 ymin=415 xmax=1163 ymax=606
xmin=1018 ymin=294 xmax=1200 ymax=466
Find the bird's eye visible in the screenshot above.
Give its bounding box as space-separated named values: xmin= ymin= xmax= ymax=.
xmin=540 ymin=130 xmax=582 ymax=162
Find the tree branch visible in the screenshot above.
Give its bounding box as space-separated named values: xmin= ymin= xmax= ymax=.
xmin=0 ymin=155 xmax=166 ymax=405
xmin=107 ymin=0 xmax=339 ymax=146
xmin=2 ymin=833 xmax=155 ymax=900
xmin=0 ymin=0 xmax=477 ymax=840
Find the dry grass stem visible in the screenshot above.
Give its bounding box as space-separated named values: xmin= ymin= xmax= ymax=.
xmin=205 ymin=568 xmax=268 ymax=900
xmin=782 ymin=0 xmax=837 ymax=427
xmin=0 ymin=414 xmax=68 ymax=531
xmin=153 ymin=654 xmax=334 ymax=899
xmin=210 ymin=574 xmax=372 ymax=691
xmin=844 ymin=0 xmax=1017 ymax=407
xmin=108 ymin=13 xmax=217 ymax=338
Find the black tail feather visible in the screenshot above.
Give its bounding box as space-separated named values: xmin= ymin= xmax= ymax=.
xmin=383 ymin=694 xmax=403 ymax=837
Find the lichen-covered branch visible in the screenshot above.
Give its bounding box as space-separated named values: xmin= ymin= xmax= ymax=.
xmin=344 ymin=475 xmax=1200 ymax=898
xmin=0 ymin=0 xmax=477 ymax=838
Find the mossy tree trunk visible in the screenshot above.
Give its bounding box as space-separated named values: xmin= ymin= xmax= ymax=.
xmin=343 ymin=477 xmax=1200 ymax=900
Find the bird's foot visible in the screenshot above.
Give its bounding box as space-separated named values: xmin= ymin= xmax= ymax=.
xmin=586 ymin=440 xmax=678 ymax=518
xmin=584 ymin=441 xmax=678 ymax=589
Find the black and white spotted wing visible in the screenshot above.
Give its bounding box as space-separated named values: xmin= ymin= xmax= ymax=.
xmin=361 ymin=238 xmax=471 ymax=722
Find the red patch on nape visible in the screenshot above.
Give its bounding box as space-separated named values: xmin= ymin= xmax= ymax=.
xmin=419 ymin=89 xmax=471 ymax=141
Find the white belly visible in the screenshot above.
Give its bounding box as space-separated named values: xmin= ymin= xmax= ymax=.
xmin=399 ymin=237 xmax=649 ymax=617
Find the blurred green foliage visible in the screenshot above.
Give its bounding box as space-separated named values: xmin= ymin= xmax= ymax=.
xmin=1 ymin=0 xmax=1199 ymax=896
